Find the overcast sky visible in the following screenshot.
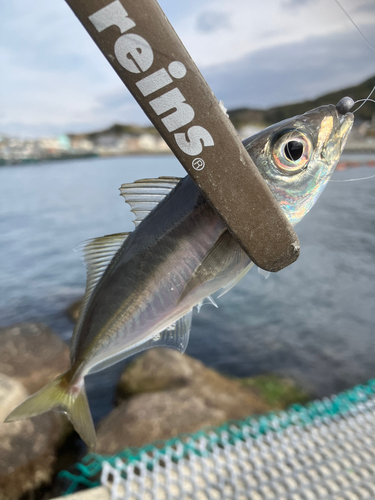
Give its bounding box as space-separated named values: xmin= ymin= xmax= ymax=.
xmin=1 ymin=0 xmax=375 ymax=137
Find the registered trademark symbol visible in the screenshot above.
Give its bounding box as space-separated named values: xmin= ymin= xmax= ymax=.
xmin=192 ymin=158 xmax=205 ymax=171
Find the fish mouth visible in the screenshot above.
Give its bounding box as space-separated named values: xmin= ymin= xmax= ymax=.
xmin=338 ymin=111 xmax=354 ymax=153
xmin=335 ymin=96 xmax=354 ymax=152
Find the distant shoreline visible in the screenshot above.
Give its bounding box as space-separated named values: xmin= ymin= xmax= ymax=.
xmin=0 ymin=149 xmax=173 ymax=167
xmin=1 ymin=148 xmax=374 ymax=168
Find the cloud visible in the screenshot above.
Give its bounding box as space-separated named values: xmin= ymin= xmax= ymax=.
xmin=1 ymin=0 xmax=375 ymax=136
xmin=196 ymin=10 xmax=231 ymax=33
xmin=353 ymin=0 xmax=375 ymax=14
xmin=282 ymin=0 xmax=314 ymax=8
xmin=203 ymin=28 xmax=375 ymax=110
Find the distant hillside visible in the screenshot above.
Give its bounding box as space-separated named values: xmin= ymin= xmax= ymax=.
xmin=226 ymin=108 xmax=266 ymax=129
xmin=69 ymin=123 xmax=158 ymax=141
xmin=69 ymin=75 xmax=375 ymax=140
xmin=229 ymin=75 xmax=375 ymax=128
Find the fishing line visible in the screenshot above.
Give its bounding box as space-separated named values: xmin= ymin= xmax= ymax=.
xmin=291 ymin=127 xmax=375 ymax=184
xmin=328 ymin=1 xmax=375 ymax=183
xmin=330 ymin=174 xmax=375 ymax=183
xmin=304 ymin=169 xmax=375 ymax=183
xmin=302 ymin=164 xmax=375 ymax=184
xmin=333 ymin=0 xmax=375 ymax=113
xmin=353 ymin=98 xmax=375 ymax=107
xmin=333 ymin=0 xmax=375 ymax=55
xmin=353 ymin=87 xmax=375 ymax=113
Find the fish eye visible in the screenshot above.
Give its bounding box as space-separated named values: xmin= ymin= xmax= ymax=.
xmin=272 ymin=131 xmax=312 ymax=174
xmin=284 ymin=141 xmax=303 ymax=162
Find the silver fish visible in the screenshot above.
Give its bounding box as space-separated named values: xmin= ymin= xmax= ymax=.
xmin=5 ymin=103 xmax=353 ymax=448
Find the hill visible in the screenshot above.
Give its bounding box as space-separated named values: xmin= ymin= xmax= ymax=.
xmin=228 ymin=75 xmax=375 ymax=128
xmin=68 ymin=75 xmax=375 ymax=140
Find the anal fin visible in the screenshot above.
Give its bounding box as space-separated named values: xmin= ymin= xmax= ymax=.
xmin=88 ymin=309 xmax=193 ymax=375
xmin=196 ymin=296 xmax=218 ymax=313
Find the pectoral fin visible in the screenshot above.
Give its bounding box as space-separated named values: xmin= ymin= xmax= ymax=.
xmin=217 ymin=262 xmax=254 ymax=298
xmin=178 ymin=231 xmax=240 ymax=303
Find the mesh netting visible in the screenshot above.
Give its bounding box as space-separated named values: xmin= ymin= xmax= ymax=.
xmin=60 ymin=379 xmax=375 ymax=499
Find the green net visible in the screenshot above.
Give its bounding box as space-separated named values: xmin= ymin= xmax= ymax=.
xmin=59 ymin=378 xmax=375 ymax=496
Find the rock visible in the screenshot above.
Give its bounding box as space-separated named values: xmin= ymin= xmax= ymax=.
xmin=0 ymin=324 xmax=75 ymax=499
xmin=0 ymin=374 xmax=69 ymax=500
xmin=117 ymin=348 xmax=195 ymax=399
xmin=96 ymin=389 xmax=226 ymax=454
xmin=0 ymin=373 xmax=28 ymax=423
xmin=97 ymin=349 xmax=271 ymax=454
xmin=0 ymin=322 xmax=70 ymax=394
xmin=117 ymin=349 xmax=271 ymax=417
xmin=240 ymin=374 xmax=311 ymax=409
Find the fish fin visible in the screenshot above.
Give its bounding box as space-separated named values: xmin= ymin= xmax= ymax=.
xmin=217 ymin=262 xmax=254 ymax=298
xmin=5 ymin=371 xmax=96 ymax=450
xmin=119 ymin=176 xmax=181 ymax=227
xmin=127 ymin=309 xmax=193 ymax=355
xmin=196 ymin=296 xmax=218 ymax=313
xmin=257 ymin=267 xmax=270 ymax=279
xmin=71 ymin=233 xmax=129 ymax=355
xmin=178 ymin=230 xmax=240 ymax=303
xmin=150 ymin=309 xmax=193 ymax=354
xmin=89 ymin=310 xmax=194 ymax=375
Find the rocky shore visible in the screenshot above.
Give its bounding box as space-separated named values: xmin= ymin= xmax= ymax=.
xmin=0 ymin=323 xmax=72 ymax=499
xmin=0 ymin=321 xmax=310 ymax=499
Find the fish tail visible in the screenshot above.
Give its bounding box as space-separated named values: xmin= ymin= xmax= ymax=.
xmin=4 ymin=370 xmax=96 ymax=449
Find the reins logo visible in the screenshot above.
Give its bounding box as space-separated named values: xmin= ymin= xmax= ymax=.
xmin=89 ymin=0 xmax=215 ymax=156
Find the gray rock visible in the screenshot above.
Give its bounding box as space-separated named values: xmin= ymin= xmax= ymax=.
xmin=0 ymin=374 xmax=69 ymax=500
xmin=97 ymin=349 xmax=271 ymax=454
xmin=0 ymin=322 xmax=70 ymax=394
xmin=0 ymin=324 xmax=73 ymax=499
xmin=0 ymin=373 xmax=28 ymax=423
xmin=117 ymin=349 xmax=271 ymax=417
xmin=117 ymin=348 xmax=195 ymax=399
xmin=96 ymin=388 xmax=226 ymax=454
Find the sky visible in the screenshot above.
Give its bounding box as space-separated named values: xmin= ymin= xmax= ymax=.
xmin=1 ymin=0 xmax=375 ymax=138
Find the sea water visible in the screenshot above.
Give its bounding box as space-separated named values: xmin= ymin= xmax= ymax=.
xmin=1 ymin=155 xmax=374 ymax=422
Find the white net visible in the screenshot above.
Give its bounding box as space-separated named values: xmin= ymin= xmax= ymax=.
xmin=101 ymin=390 xmax=375 ymax=500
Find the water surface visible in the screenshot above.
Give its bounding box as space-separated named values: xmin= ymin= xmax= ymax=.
xmin=1 ymin=155 xmax=374 ymax=421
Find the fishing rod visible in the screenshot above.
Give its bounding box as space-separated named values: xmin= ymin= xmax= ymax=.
xmin=64 ymin=0 xmax=300 ymax=273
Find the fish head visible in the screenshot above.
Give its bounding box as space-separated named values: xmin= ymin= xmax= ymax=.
xmin=243 ymin=103 xmax=354 ymax=225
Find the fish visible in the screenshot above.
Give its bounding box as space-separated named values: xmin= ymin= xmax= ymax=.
xmin=5 ymin=102 xmax=353 ymax=448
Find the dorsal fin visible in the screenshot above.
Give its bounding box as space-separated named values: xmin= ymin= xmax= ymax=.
xmin=71 ymin=233 xmax=129 ymax=357
xmin=119 ymin=176 xmax=181 ymax=227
